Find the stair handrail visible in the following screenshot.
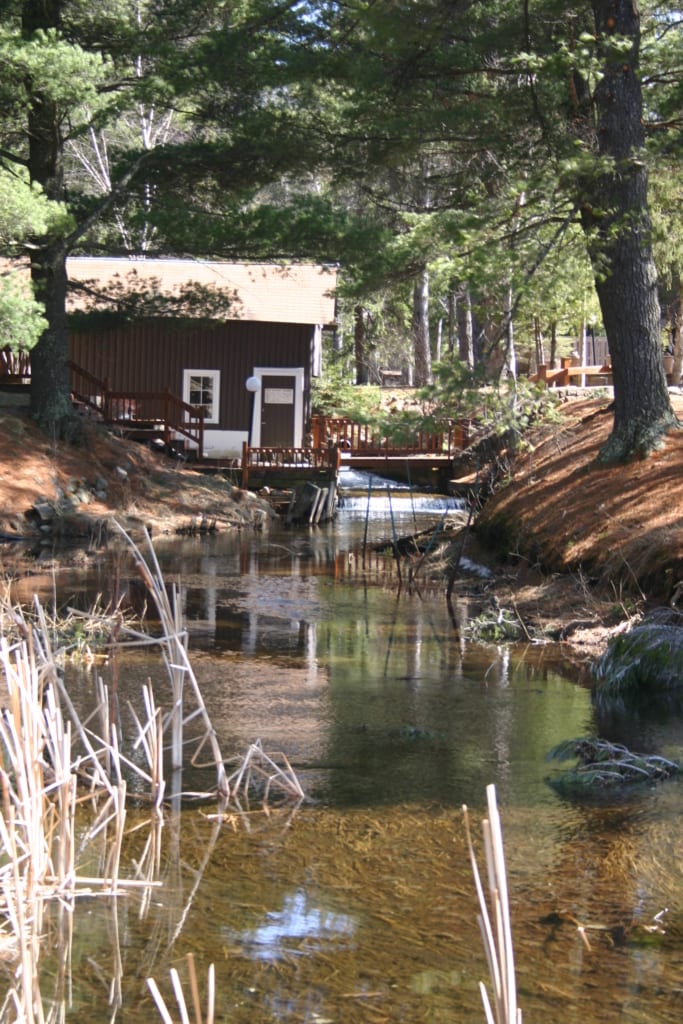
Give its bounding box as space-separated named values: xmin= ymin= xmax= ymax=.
xmin=68 ymin=362 xmax=204 ymax=459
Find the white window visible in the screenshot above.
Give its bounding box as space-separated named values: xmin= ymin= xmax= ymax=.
xmin=183 ymin=369 xmax=220 ymax=424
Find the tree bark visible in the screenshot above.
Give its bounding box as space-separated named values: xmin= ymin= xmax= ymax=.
xmin=354 ymin=304 xmax=369 ymax=384
xmin=412 ymin=266 xmax=432 ymax=386
xmin=581 ymin=0 xmax=677 ymax=461
xmin=447 ymin=289 xmax=456 ymax=355
xmin=668 ymin=266 xmax=683 ymax=386
xmin=534 ymin=315 xmax=545 ymax=371
xmin=29 ymin=245 xmax=75 ymax=436
xmin=23 ymin=0 xmax=78 ymax=437
xmin=457 ymin=284 xmax=474 ymax=369
xmin=549 ymin=321 xmax=558 ymax=367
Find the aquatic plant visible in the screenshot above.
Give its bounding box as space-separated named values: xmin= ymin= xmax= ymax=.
xmin=0 ymin=578 xmax=134 ymax=664
xmin=465 ymin=605 xmax=527 ymax=643
xmin=110 ymin=521 xmax=229 ymax=796
xmin=0 ymin=522 xmax=304 ymax=1020
xmin=593 ymin=618 xmax=683 ymax=711
xmin=546 ymin=737 xmax=680 ymax=794
xmin=225 ymin=738 xmax=305 ymax=806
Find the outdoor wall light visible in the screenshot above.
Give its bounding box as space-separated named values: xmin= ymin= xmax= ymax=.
xmin=245 ymin=376 xmax=261 ymax=392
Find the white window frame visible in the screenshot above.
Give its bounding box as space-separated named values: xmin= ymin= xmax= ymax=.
xmin=183 ymin=369 xmax=220 ymax=425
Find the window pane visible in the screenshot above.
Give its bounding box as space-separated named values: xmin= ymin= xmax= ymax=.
xmin=189 ymin=376 xmax=213 ymax=407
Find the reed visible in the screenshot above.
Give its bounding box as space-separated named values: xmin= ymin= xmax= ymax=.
xmin=110 ymin=521 xmax=229 ymax=798
xmin=147 ymin=953 xmax=215 ymax=1024
xmin=226 ymin=738 xmax=305 ymax=805
xmin=0 ymin=520 xmax=305 ymax=1018
xmin=463 ymin=784 xmax=522 ymax=1024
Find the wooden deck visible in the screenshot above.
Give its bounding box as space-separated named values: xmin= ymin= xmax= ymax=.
xmin=239 ymin=443 xmax=340 ymax=489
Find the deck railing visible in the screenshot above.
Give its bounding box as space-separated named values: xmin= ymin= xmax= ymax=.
xmin=530 ymin=356 xmax=613 ymax=388
xmin=69 ymin=362 xmax=205 ymax=458
xmin=241 ymin=443 xmax=340 ymax=488
xmin=310 ymin=414 xmax=468 ymax=456
xmin=0 ymin=346 xmax=31 ymax=382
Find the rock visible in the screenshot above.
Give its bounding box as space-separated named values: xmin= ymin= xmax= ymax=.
xmin=32 ymin=501 xmax=55 ymax=523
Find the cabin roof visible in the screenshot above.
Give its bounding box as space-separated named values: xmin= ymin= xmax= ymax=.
xmin=65 ymin=258 xmax=338 ymax=326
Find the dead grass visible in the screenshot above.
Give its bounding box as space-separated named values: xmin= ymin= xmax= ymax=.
xmin=476 ymin=393 xmax=683 ymax=606
xmin=0 ymin=407 xmax=273 ymax=549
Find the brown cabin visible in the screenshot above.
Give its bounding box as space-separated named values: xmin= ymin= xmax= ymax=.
xmin=66 ymin=258 xmax=338 ymax=460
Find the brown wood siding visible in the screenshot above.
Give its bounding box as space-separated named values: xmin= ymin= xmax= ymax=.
xmin=69 ymin=320 xmax=314 ymax=431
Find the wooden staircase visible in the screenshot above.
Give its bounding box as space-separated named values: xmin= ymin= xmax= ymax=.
xmin=69 ymin=363 xmax=206 ymax=459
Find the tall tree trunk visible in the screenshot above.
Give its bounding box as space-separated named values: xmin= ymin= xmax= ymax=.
xmin=457 ymin=285 xmax=474 ymax=369
xmin=581 ymin=0 xmax=676 ymax=461
xmin=30 ymin=245 xmax=74 ymax=435
xmin=500 ymin=282 xmax=516 ymax=380
xmin=447 ymin=289 xmax=456 ymax=354
xmin=670 ymin=267 xmax=683 ymax=386
xmin=23 ymin=0 xmax=77 ymax=437
xmin=549 ymin=321 xmax=558 ymax=367
xmin=354 ymin=304 xmax=369 ymax=384
xmin=412 ymin=267 xmax=432 ymax=386
xmin=533 ymin=315 xmax=545 ymax=372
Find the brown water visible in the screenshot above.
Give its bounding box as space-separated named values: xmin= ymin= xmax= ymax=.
xmin=6 ymin=509 xmax=683 ymax=1022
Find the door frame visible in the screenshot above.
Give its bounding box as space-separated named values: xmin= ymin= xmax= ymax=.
xmin=249 ymin=366 xmax=304 ymax=447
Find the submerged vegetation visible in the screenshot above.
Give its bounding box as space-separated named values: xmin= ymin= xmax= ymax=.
xmin=546 ymin=737 xmax=680 ymax=795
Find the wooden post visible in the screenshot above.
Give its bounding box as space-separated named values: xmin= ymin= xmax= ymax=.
xmin=197 ymin=406 xmax=204 ymax=461
xmin=241 ymin=441 xmax=249 ymax=489
xmin=311 ymin=414 xmax=324 ymax=447
xmin=103 ymin=376 xmax=111 ymax=421
xmin=163 ymin=388 xmax=171 ymax=445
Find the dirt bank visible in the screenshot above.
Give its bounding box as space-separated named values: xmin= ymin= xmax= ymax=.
xmin=0 ymin=407 xmax=276 ymax=558
xmin=476 ymin=391 xmax=683 ymax=597
xmin=461 ymin=389 xmax=683 ymax=659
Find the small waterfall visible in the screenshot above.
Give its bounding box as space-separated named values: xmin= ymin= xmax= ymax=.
xmin=338 ymin=493 xmax=464 ymax=515
xmin=338 ymin=467 xmax=411 ymax=491
xmin=337 ymin=467 xmax=465 ymax=516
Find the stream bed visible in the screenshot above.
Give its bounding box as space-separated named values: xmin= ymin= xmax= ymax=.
xmin=5 ymin=506 xmax=683 ymax=1023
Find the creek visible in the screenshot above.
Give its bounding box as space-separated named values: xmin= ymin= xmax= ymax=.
xmin=5 ymin=498 xmax=683 ymax=1023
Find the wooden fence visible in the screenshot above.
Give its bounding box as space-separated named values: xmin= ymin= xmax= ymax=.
xmin=310 ymin=414 xmax=468 ymax=456
xmin=0 ymin=346 xmax=31 ymax=382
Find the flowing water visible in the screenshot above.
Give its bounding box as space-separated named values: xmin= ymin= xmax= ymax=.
xmin=5 ymin=502 xmax=683 ymax=1023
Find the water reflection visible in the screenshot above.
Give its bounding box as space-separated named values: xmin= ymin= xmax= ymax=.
xmin=233 ymin=889 xmax=356 ymax=961
xmin=7 ymin=516 xmax=683 ymax=1023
